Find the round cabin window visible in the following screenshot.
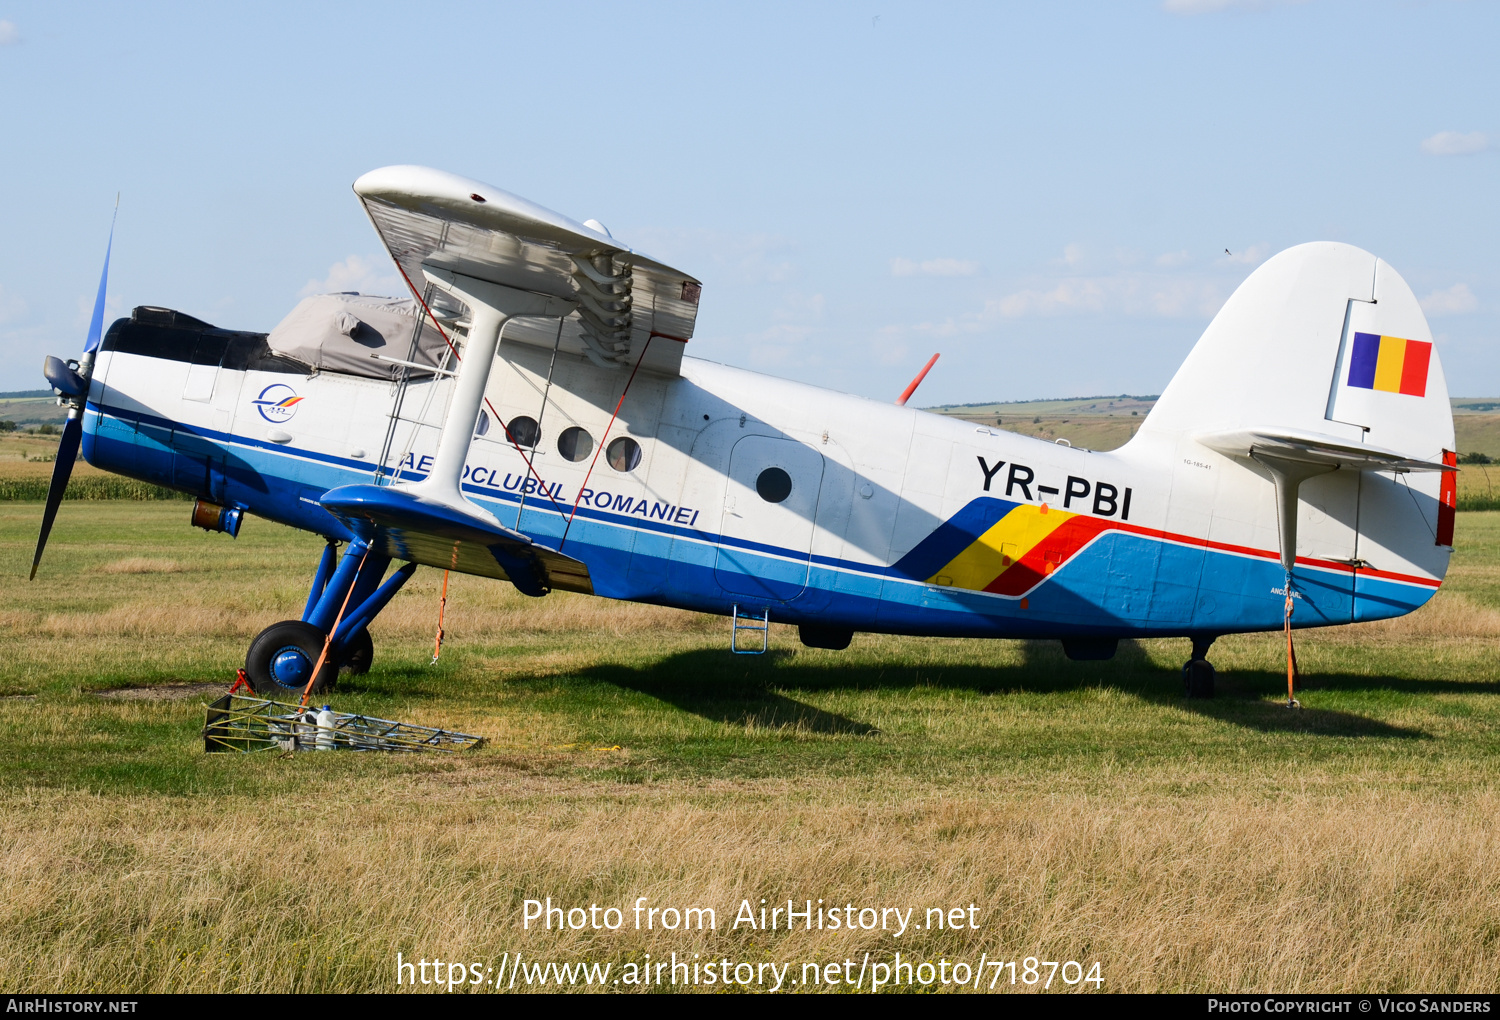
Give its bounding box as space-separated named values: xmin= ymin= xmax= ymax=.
xmin=606 ymin=436 xmax=642 ymax=472
xmin=756 ymin=467 xmax=793 ymax=503
xmin=557 ymin=426 xmax=594 ymax=463
xmin=506 ymin=415 xmax=540 ymax=448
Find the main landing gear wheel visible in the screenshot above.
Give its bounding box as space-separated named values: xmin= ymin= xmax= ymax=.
xmin=245 ymin=620 xmax=339 ymax=697
xmin=1183 ymin=659 xmax=1216 ymax=699
xmin=340 ymin=629 xmax=373 ymax=676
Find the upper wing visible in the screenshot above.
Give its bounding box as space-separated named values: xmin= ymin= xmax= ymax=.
xmin=1196 ymin=427 xmax=1455 ymax=473
xmin=354 ymin=165 xmax=700 ymax=377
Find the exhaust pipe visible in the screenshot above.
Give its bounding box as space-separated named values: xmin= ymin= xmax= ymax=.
xmin=192 ymin=499 xmax=244 ymax=537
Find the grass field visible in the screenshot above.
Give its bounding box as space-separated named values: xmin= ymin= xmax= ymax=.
xmin=3 ymin=500 xmax=1500 ymax=993
xmin=919 ymin=398 xmax=1500 ymax=509
xmin=924 ymin=399 xmax=1500 ymax=474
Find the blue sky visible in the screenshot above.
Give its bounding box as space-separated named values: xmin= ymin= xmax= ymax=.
xmin=0 ymin=0 xmax=1494 ymax=404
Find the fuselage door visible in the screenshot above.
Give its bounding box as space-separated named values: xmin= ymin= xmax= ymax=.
xmin=714 ymin=435 xmax=825 ymax=602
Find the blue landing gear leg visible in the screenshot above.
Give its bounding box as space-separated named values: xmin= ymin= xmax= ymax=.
xmin=1183 ymin=634 xmax=1216 ymax=699
xmin=243 ymin=539 xmax=417 ymax=697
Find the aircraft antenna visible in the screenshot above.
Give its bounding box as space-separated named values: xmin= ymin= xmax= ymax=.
xmin=895 ymin=353 xmax=940 ymax=406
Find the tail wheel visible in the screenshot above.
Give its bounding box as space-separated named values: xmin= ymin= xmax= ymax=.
xmin=340 ymin=629 xmax=374 ymax=675
xmin=1182 ymin=659 xmax=1216 ymax=699
xmin=245 ymin=620 xmax=338 ymax=697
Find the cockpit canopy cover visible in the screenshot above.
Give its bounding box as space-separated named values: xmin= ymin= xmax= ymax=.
xmin=265 ymin=293 xmax=449 ymax=380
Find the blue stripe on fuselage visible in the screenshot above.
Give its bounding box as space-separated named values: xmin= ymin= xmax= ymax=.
xmin=81 ymin=402 xmax=1437 ymax=638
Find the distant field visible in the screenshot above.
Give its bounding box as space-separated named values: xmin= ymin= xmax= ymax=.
xmin=0 ymin=433 xmax=183 ymax=500
xmin=3 ymin=502 xmax=1500 ymax=992
xmin=924 ymin=397 xmax=1500 ymax=507
xmin=0 ymin=394 xmax=67 ymax=427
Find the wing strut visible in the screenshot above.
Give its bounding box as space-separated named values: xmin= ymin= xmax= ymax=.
xmin=387 ymin=258 xmax=569 ymax=513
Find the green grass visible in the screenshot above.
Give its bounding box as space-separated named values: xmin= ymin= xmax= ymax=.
xmin=4 ymin=503 xmax=1500 ymax=992
xmin=5 ymin=503 xmax=1498 ymax=788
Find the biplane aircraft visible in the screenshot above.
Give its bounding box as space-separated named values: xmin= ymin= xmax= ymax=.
xmin=31 ymin=166 xmax=1457 ymax=699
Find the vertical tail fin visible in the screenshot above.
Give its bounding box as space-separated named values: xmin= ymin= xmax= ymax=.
xmin=1138 ymin=242 xmax=1453 ymax=619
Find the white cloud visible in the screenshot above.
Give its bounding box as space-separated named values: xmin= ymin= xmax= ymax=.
xmin=1163 ymin=0 xmax=1306 ymax=13
xmin=743 ymin=322 xmax=817 ymax=369
xmin=299 ymin=254 xmax=403 ymax=298
xmin=890 ymin=257 xmax=980 ymax=278
xmin=0 ymin=21 xmax=18 ymax=45
xmin=1420 ymin=283 xmax=1478 ymax=316
xmin=1421 ymin=130 xmax=1489 ymax=157
xmin=628 ymin=228 xmax=798 ymax=285
xmin=1061 ymin=243 xmax=1086 ymax=267
xmin=1155 ymin=250 xmax=1192 ymax=269
xmin=989 ymin=275 xmax=1227 ymax=320
xmin=993 ymin=280 xmax=1108 ymax=318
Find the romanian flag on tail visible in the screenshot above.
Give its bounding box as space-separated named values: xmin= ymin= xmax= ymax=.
xmin=1347 ymin=332 xmax=1432 ymax=397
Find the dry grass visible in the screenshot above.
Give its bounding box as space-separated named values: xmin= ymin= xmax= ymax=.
xmin=3 ymin=779 xmax=1498 ymax=992
xmin=1325 ymin=587 xmax=1500 ymax=641
xmin=97 ymin=557 xmax=183 ymax=575
xmin=91 ymin=682 xmax=227 ymax=701
xmin=5 ymin=503 xmax=1500 ymax=992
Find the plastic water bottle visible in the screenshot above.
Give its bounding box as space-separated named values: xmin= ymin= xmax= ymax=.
xmin=295 ymin=710 xmax=316 ymax=750
xmin=316 ymin=705 xmax=336 ymax=751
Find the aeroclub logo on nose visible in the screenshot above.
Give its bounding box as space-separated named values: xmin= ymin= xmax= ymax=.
xmin=252 ymin=383 xmax=303 ymax=423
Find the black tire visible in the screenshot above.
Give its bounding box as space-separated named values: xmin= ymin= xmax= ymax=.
xmin=1183 ymin=659 xmax=1216 ymax=699
xmin=339 ymin=628 xmax=374 ymax=675
xmin=245 ymin=620 xmax=338 ymax=697
xmin=799 ymin=625 xmax=853 ymax=650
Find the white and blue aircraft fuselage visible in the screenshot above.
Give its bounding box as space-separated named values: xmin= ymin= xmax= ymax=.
xmin=37 ymin=166 xmax=1457 ymax=699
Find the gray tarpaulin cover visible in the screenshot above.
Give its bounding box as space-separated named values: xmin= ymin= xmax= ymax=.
xmin=266 ymin=293 xmax=448 ymax=379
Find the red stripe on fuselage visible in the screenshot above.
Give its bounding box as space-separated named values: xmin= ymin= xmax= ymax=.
xmin=973 ymin=512 xmax=1440 ymax=596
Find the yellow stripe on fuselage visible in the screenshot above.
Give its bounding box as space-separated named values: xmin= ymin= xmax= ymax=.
xmin=1372 ymin=335 xmax=1407 ymax=393
xmin=929 ymin=503 xmax=1075 ymax=589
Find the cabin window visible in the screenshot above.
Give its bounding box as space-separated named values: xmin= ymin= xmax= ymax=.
xmin=557 ymin=426 xmax=594 ymax=463
xmin=756 ymin=467 xmax=792 ymax=503
xmin=606 ymin=437 xmax=642 ymax=472
xmin=507 ymin=415 xmax=540 ymax=448
xmin=474 ymin=410 xmax=491 ymax=437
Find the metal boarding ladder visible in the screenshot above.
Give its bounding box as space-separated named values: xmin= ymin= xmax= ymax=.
xmin=731 ymin=604 xmax=770 ymax=654
xmin=373 ymin=284 xmax=455 ymax=486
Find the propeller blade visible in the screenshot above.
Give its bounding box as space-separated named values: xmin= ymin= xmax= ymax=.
xmin=33 ymin=199 xmax=119 ymax=578
xmin=29 ymin=415 xmax=83 ymax=580
xmin=84 ymin=196 xmax=118 ymax=354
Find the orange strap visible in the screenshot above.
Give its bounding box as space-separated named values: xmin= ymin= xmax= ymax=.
xmin=300 ymin=545 xmax=370 ymax=707
xmin=1284 ymin=591 xmax=1299 ymax=706
xmin=431 ymin=569 xmax=450 ymax=664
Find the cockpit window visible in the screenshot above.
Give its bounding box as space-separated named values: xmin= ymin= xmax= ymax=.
xmin=101 ymin=312 xmax=306 ymax=375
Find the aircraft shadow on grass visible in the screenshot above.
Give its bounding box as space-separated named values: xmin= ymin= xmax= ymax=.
xmin=585 ymin=654 xmax=879 ymax=736
xmin=578 ymin=641 xmax=1457 ymax=740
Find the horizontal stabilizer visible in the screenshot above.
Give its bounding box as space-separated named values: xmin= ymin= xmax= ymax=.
xmin=1196 ymin=427 xmax=1454 ymax=473
xmin=318 ymin=484 xmax=592 ymax=596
